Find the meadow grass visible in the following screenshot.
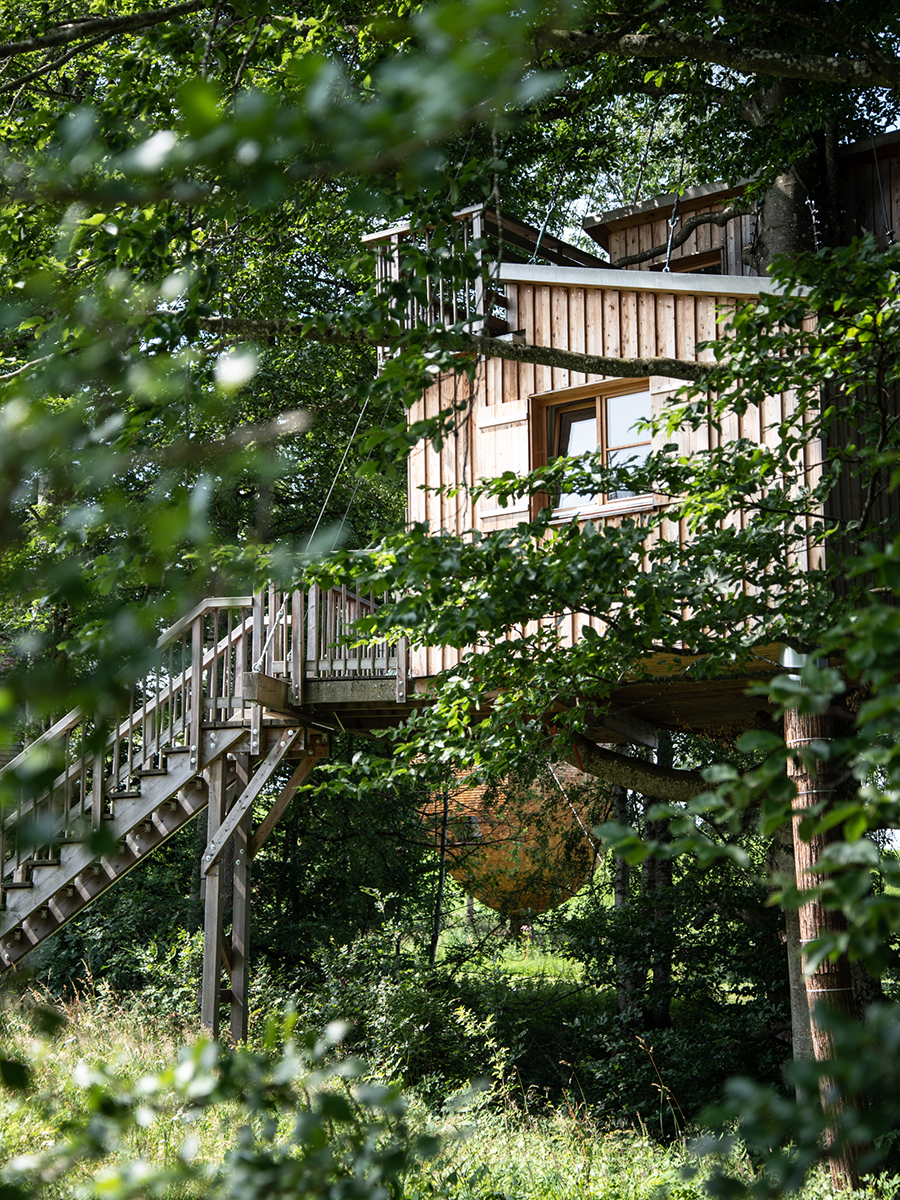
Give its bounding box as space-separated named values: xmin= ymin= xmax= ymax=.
xmin=0 ymin=981 xmax=883 ymax=1200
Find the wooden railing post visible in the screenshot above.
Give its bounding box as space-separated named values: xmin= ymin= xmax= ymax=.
xmin=190 ymin=615 xmax=203 ymax=772
xmin=396 ymin=637 xmax=408 ymax=703
xmin=291 ymin=590 xmax=304 ymax=705
xmin=249 ymin=593 xmax=263 ymax=758
xmin=471 ymin=206 xmax=486 ymax=335
xmin=91 ymin=746 xmax=104 ymax=832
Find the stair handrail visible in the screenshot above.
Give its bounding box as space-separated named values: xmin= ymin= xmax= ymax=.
xmin=0 ymin=595 xmax=255 ymax=782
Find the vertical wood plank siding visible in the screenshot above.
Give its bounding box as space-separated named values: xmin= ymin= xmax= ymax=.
xmin=607 ymin=207 xmax=756 ymax=274
xmin=408 ymin=279 xmax=820 ymax=680
xmin=606 ymin=140 xmax=900 ymax=273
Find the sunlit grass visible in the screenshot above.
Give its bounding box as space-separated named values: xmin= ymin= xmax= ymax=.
xmin=0 ymin=983 xmax=888 ymax=1200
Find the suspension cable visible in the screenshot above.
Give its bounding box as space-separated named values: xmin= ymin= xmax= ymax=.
xmin=252 ymin=393 xmax=372 ymax=672
xmin=871 ymin=134 xmax=895 ymax=246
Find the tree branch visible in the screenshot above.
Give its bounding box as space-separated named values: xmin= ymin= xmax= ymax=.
xmin=0 ymin=0 xmax=209 ymax=61
xmin=536 ymin=27 xmax=900 ymax=91
xmin=0 ymin=32 xmax=110 ymax=95
xmin=565 ymin=731 xmax=706 ymax=803
xmin=187 ymin=314 xmax=712 ymax=382
xmin=468 ymin=333 xmax=710 ymax=383
xmin=611 ymin=206 xmax=747 ymax=268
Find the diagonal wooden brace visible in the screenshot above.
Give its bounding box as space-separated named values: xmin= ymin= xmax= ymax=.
xmin=249 ymin=750 xmax=325 ymax=859
xmin=201 ymin=728 xmax=304 ymax=875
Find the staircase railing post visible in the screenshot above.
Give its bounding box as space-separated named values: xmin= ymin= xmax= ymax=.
xmin=249 ymin=592 xmax=263 ymax=758
xmin=396 ymin=636 xmax=408 ymax=704
xmin=190 ymin=615 xmax=203 ymax=770
xmin=291 ymin=590 xmax=304 ymax=705
xmin=91 ymin=745 xmax=105 ymax=832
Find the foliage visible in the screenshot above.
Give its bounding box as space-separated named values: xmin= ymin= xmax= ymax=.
xmin=2 ymin=986 xmax=877 ymax=1200
xmin=3 ymin=0 xmax=900 ymax=1195
xmin=0 ymin=997 xmax=438 ymax=1200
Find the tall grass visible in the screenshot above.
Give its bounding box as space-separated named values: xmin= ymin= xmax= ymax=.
xmin=0 ymin=982 xmax=885 ymax=1200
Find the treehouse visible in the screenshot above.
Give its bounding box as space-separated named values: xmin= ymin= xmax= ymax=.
xmin=364 ymin=129 xmax=900 ymax=747
xmin=1 ymin=133 xmax=898 ymax=1027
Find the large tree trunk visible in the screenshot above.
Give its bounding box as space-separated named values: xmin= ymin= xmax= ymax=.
xmin=640 ymin=734 xmax=674 ymax=1031
xmin=771 ymin=824 xmax=815 ymax=1064
xmin=754 ymin=168 xmax=815 ymax=275
xmin=785 ymin=707 xmax=861 ymax=1191
xmin=610 ymin=783 xmax=633 ymax=1012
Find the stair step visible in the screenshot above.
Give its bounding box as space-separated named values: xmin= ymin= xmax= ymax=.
xmin=136 ymin=767 xmax=168 ymax=777
xmin=109 ymin=789 xmax=141 ymax=799
xmin=162 ymin=745 xmax=191 ymax=754
xmin=2 ymin=881 xmax=33 ymax=889
xmin=29 ymin=859 xmax=60 ymax=867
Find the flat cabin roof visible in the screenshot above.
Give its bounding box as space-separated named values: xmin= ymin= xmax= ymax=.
xmin=497 ymin=261 xmax=779 ymax=296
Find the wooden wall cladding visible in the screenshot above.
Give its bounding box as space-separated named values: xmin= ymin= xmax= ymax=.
xmin=840 ymin=141 xmax=900 ymax=251
xmin=607 ymin=205 xmax=757 ymax=275
xmin=406 ymin=277 xmax=824 ymax=683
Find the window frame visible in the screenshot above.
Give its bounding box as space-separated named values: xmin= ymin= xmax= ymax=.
xmin=529 ymin=379 xmax=655 ymax=520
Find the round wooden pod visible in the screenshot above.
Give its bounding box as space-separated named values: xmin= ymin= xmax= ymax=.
xmin=424 ymin=766 xmax=608 ymax=919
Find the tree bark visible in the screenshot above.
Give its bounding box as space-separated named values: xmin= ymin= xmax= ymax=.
xmin=641 ymin=734 xmax=674 ymax=1030
xmin=785 ymin=707 xmax=860 ymax=1191
xmin=564 ymin=732 xmax=705 ymax=803
xmin=772 ymin=823 xmax=815 ymax=1065
xmin=755 ymin=168 xmax=815 ymax=275
xmin=610 ymin=783 xmax=633 ymax=1013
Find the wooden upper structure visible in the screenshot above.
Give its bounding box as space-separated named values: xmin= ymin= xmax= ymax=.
xmin=364 ymin=131 xmax=900 ymax=736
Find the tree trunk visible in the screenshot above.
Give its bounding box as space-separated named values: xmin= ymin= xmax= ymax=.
xmin=785 ymin=707 xmax=861 ymax=1191
xmin=772 ymin=823 xmax=815 ymax=1064
xmin=428 ymin=789 xmax=449 ymax=966
xmin=640 ymin=734 xmax=673 ymax=1031
xmin=755 ymin=168 xmax=815 ymax=274
xmin=610 ymin=783 xmax=633 ymax=1013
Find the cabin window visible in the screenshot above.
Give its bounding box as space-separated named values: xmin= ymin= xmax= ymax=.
xmin=551 ymin=388 xmax=652 ymax=509
xmin=534 ymin=383 xmax=653 ymax=514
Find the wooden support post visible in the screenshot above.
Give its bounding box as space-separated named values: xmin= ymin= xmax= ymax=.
xmin=291 ymin=590 xmax=304 ymax=706
xmin=249 ymin=594 xmax=263 ymax=758
xmin=201 ymin=728 xmax=304 ymax=874
xmin=200 ymin=756 xmax=226 ymax=1037
xmin=91 ymin=748 xmax=105 ymax=831
xmin=230 ymin=803 xmax=251 ymax=1044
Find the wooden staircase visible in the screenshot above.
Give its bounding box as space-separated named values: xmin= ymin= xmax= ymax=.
xmin=0 ymin=586 xmax=406 ymax=1038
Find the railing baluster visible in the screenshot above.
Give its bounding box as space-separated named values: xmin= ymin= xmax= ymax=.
xmin=191 ymin=615 xmax=203 ymax=766
xmin=292 ymin=590 xmax=303 ymax=705
xmin=91 ymin=745 xmax=104 ymax=832
xmin=326 ymin=589 xmax=335 ymax=676
xmin=250 ymin=593 xmax=263 ymax=756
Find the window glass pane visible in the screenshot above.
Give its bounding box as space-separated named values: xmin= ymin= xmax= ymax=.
xmin=607 ymin=443 xmax=650 ymax=499
xmin=557 ymin=408 xmax=596 ymax=456
xmin=555 ymin=406 xmax=597 ymax=509
xmin=606 ymin=390 xmax=652 ymax=449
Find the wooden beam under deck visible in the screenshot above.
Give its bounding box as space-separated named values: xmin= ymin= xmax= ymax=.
xmin=290 ymin=651 xmax=785 ymax=744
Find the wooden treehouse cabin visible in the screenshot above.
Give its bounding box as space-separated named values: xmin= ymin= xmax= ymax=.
xmin=1 ymin=133 xmax=899 ymax=1029
xmin=365 ymin=129 xmax=900 ymax=740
